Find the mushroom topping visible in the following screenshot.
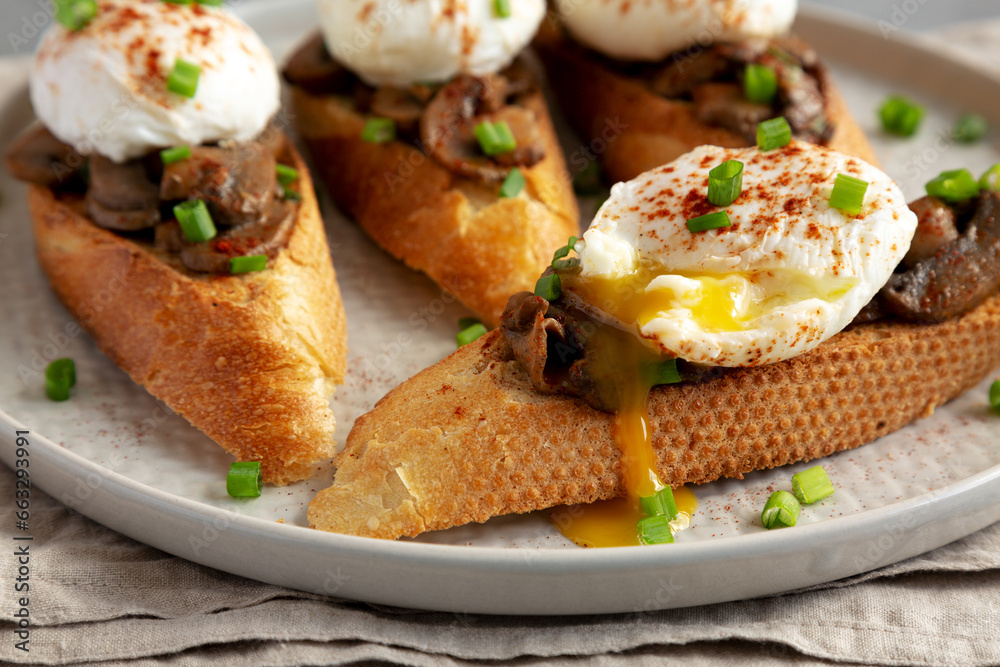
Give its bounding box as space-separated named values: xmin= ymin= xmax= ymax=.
xmin=902 ymin=196 xmax=960 ymax=268
xmin=420 ymin=73 xmax=546 ymax=182
xmin=370 ymin=87 xmax=426 ymax=137
xmin=281 ymin=32 xmax=352 ymax=96
xmin=86 ymin=154 xmax=161 ymax=231
xmin=177 ymin=198 xmax=296 ymax=274
xmin=879 ymin=190 xmax=1000 ymax=322
xmin=160 ymin=142 xmax=276 ymax=227
xmin=4 ymin=124 xmax=84 ymax=187
xmin=692 ymin=83 xmax=773 ymax=139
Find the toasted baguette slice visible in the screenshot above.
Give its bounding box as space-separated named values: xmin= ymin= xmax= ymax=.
xmin=31 ymin=143 xmax=347 ymax=485
xmin=533 ymin=24 xmax=879 ymax=184
xmin=310 ymin=296 xmax=1000 ymax=538
xmin=288 ymin=72 xmax=579 ymax=327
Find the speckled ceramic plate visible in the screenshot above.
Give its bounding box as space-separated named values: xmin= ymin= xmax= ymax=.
xmin=2 ymin=1 xmax=1000 ymax=615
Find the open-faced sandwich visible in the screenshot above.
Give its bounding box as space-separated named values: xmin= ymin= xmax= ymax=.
xmin=309 ymin=138 xmax=1000 ymax=541
xmin=283 ymin=0 xmax=579 ymax=326
xmin=5 ymin=0 xmax=347 ymax=485
xmin=534 ymin=0 xmax=879 ymax=183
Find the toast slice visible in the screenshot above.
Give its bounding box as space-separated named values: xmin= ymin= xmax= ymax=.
xmin=533 ymin=23 xmax=879 ymax=184
xmin=30 ymin=142 xmax=347 ymax=485
xmin=287 ymin=56 xmax=580 ymax=327
xmin=310 ymin=295 xmax=1000 ymax=538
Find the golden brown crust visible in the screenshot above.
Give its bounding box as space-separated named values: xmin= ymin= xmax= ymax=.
xmin=310 ymin=296 xmax=1000 ymax=538
xmin=30 ymin=145 xmax=347 ymax=485
xmin=532 ymin=24 xmax=880 ymax=184
xmin=288 ymin=79 xmax=579 ymax=327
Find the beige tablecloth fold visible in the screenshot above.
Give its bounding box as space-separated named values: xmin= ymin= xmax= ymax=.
xmin=4 ymin=17 xmax=1000 ymax=667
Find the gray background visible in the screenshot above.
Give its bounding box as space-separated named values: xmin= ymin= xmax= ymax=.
xmin=2 ymin=0 xmax=999 ymax=57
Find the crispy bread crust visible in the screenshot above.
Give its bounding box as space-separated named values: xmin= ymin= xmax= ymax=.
xmin=289 ymin=81 xmax=580 ymax=327
xmin=310 ymin=296 xmax=1000 ymax=538
xmin=533 ymin=25 xmax=879 ymax=184
xmin=30 ymin=145 xmax=347 ymax=485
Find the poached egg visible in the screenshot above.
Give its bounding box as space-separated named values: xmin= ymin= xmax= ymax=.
xmin=572 ymin=141 xmax=917 ymax=367
xmin=554 ymin=0 xmax=798 ymax=61
xmin=315 ymin=0 xmax=546 ymax=87
xmin=31 ymin=0 xmax=280 ymax=163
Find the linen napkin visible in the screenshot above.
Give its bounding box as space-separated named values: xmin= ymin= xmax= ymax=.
xmin=4 ymin=17 xmax=1000 ymax=667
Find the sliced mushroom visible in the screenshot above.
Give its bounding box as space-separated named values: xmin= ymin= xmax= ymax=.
xmin=86 ymin=154 xmax=161 ymax=231
xmin=481 ymin=106 xmax=546 ymax=168
xmin=776 ymin=61 xmax=829 ymax=143
xmin=282 ymin=31 xmax=351 ymax=95
xmin=879 ymin=190 xmax=1000 ymax=322
xmin=692 ymin=83 xmax=773 ymax=141
xmin=903 ymin=196 xmax=960 ymax=268
xmin=648 ymin=49 xmax=731 ymax=99
xmin=5 ymin=123 xmax=85 ymax=187
xmin=370 ymin=87 xmax=425 ymax=136
xmin=420 ymin=74 xmax=545 ymax=182
xmin=178 ymin=198 xmax=296 ymax=274
xmin=160 ymin=142 xmax=276 ymax=227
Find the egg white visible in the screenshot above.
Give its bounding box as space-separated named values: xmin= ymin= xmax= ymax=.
xmin=576 ymin=142 xmax=917 ymax=367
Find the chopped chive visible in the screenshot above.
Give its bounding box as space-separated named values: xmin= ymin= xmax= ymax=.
xmin=640 ymin=486 xmax=678 ymax=520
xmin=456 ymin=322 xmax=489 ymax=347
xmin=646 ymin=358 xmax=682 ymax=386
xmin=925 ymin=168 xmax=980 ymax=203
xmin=167 ymin=58 xmax=201 ymax=98
xmin=879 ymin=95 xmax=924 ymax=137
xmin=55 ymin=0 xmax=97 ymax=30
xmin=744 ymin=64 xmax=778 ymax=105
xmin=573 ymin=160 xmax=603 ymax=195
xmin=196 ymin=0 xmax=224 ymax=5
xmin=276 ymin=164 xmax=299 ymax=186
xmin=761 ymin=490 xmax=801 ymax=529
xmin=686 ymin=210 xmax=731 ymax=233
xmin=474 ymin=121 xmax=517 ymax=156
xmin=979 ymin=164 xmax=1000 ymax=191
xmin=160 ymin=145 xmax=191 ymax=165
xmin=499 ymin=167 xmax=525 ymax=198
xmin=756 ymin=117 xmax=792 ymax=151
xmin=227 ymin=461 xmax=262 ymax=498
xmin=173 ymin=200 xmax=217 ymax=243
xmin=494 ymin=0 xmax=511 ymax=18
xmin=989 ymin=380 xmax=1000 ymax=414
xmin=534 ymin=273 xmax=561 ymax=301
xmin=953 ymin=113 xmax=988 ymax=143
xmin=791 ymin=466 xmax=835 ymax=505
xmin=230 ymin=255 xmax=267 ymax=274
xmin=458 ymin=317 xmax=482 ymax=330
xmin=829 ymin=173 xmax=869 ymax=215
xmin=637 ymin=515 xmax=675 ymax=545
xmin=361 ymin=117 xmax=396 ymax=143
xmin=281 ymin=187 xmax=303 ymax=202
xmin=45 ymin=358 xmax=76 ymax=402
xmin=708 ymin=159 xmax=744 ymax=207
xmin=550 ymin=236 xmax=580 ymax=270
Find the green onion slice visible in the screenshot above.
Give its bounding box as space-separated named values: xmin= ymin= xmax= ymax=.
xmin=499 ymin=168 xmax=525 ymax=199
xmin=45 ymin=358 xmax=76 ymax=402
xmin=829 ymin=173 xmax=869 ymax=215
xmin=989 ymin=380 xmax=1000 ymax=414
xmin=686 ymin=210 xmax=731 ymax=233
xmin=925 ymin=168 xmax=980 ymax=203
xmin=953 ymin=113 xmax=988 ymax=143
xmin=230 ymin=255 xmax=267 ymax=274
xmin=550 ymin=236 xmax=580 ymax=270
xmin=167 ymin=58 xmax=201 ymax=98
xmin=361 ymin=117 xmax=396 ymax=143
xmin=640 ymin=486 xmax=678 ymax=520
xmin=474 ymin=121 xmax=517 ymax=156
xmin=756 ymin=117 xmax=792 ymax=151
xmin=458 ymin=317 xmax=482 ymax=330
xmin=744 ymin=64 xmax=778 ymax=105
xmin=456 ymin=322 xmax=489 ymax=348
xmin=708 ymin=160 xmax=744 ymax=207
xmin=195 ymin=0 xmax=224 ymax=5
xmin=160 ymin=145 xmax=191 ymax=165
xmin=761 ymin=490 xmax=801 ymax=529
xmin=494 ymin=0 xmax=512 ymax=18
xmin=55 ymin=0 xmax=97 ymax=31
xmin=791 ymin=466 xmax=835 ymax=505
xmin=276 ymin=164 xmax=299 ymax=186
xmin=979 ymin=164 xmax=1000 ymax=191
xmin=226 ymin=461 xmax=262 ymax=498
xmin=637 ymin=515 xmax=675 ymax=545
xmin=646 ymin=358 xmax=682 ymax=386
xmin=879 ymin=95 xmax=924 ymax=137
xmin=281 ymin=187 xmax=303 ymax=202
xmin=534 ymin=273 xmax=561 ymax=302
xmin=174 ymin=200 xmax=217 ymax=243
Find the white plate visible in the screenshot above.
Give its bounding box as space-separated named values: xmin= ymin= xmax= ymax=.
xmin=2 ymin=1 xmax=1000 ymax=615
